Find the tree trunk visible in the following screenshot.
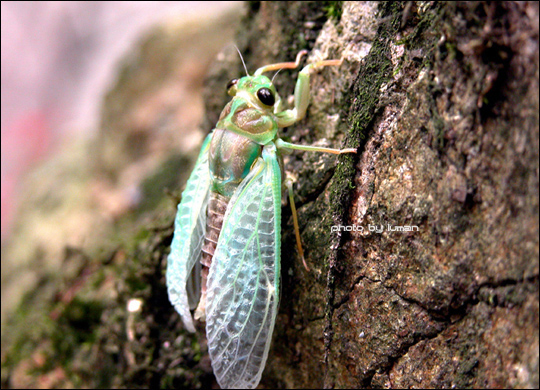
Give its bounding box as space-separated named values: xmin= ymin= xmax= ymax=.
xmin=2 ymin=2 xmax=538 ymax=389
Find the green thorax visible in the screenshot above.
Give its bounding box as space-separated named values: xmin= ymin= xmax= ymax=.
xmin=216 ymin=75 xmax=280 ymax=146
xmin=208 ymin=128 xmax=262 ymax=198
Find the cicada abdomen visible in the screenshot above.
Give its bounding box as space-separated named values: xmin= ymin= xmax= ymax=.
xmin=194 ymin=191 xmax=227 ymax=321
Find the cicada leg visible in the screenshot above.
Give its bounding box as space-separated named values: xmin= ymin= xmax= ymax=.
xmin=275 ymin=56 xmax=345 ymax=127
xmin=284 ymin=177 xmax=309 ymax=271
xmin=276 ymin=139 xmax=357 ymax=154
xmin=254 ymin=50 xmax=308 ymax=75
xmin=272 ymin=54 xmax=356 ymax=154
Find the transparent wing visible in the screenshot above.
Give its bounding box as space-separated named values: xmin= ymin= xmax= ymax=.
xmin=167 ymin=132 xmax=213 ymax=333
xmin=206 ymin=144 xmax=282 ymax=389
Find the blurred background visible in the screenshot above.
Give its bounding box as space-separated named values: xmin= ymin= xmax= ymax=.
xmin=1 ymin=1 xmax=239 ymax=240
xmin=1 ymin=1 xmax=241 ymax=331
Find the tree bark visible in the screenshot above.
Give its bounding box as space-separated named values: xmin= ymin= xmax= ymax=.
xmin=2 ymin=2 xmax=538 ymax=389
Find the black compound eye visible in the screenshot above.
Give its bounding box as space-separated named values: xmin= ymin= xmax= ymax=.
xmin=227 ymin=78 xmax=238 ymax=91
xmin=257 ymin=87 xmax=275 ymax=106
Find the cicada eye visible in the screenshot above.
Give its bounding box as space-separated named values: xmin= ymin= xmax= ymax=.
xmin=227 ymin=78 xmax=238 ymax=96
xmin=257 ymin=87 xmax=275 ymax=106
xmin=227 ymin=78 xmax=238 ymax=90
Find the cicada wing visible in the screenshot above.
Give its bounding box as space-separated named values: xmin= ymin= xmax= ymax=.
xmin=206 ymin=145 xmax=282 ymax=389
xmin=167 ymin=132 xmax=213 ymax=333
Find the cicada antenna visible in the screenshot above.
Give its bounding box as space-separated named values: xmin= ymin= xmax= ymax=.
xmin=234 ymin=44 xmax=250 ymax=77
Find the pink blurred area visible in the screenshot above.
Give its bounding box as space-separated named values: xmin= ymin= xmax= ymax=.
xmin=0 ymin=1 xmax=236 ymax=241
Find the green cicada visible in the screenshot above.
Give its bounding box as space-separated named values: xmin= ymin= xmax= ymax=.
xmin=167 ymin=50 xmax=356 ymax=389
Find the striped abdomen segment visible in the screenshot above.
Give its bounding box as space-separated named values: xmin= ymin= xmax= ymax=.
xmin=194 ymin=191 xmax=229 ymax=320
xmin=201 ymin=191 xmax=229 ymax=267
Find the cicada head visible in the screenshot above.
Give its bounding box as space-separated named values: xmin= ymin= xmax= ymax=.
xmin=217 ymin=74 xmax=281 ymax=145
xmin=229 ymin=75 xmax=281 ymax=110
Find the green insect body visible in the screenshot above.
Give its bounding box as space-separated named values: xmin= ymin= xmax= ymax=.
xmin=167 ymin=50 xmax=355 ymax=389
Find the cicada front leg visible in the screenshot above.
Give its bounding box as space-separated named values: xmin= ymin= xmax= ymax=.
xmin=272 ymin=54 xmax=356 ymax=155
xmin=272 ymin=56 xmax=344 ymax=128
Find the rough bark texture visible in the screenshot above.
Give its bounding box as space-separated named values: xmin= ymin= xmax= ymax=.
xmin=2 ymin=2 xmax=538 ymax=389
